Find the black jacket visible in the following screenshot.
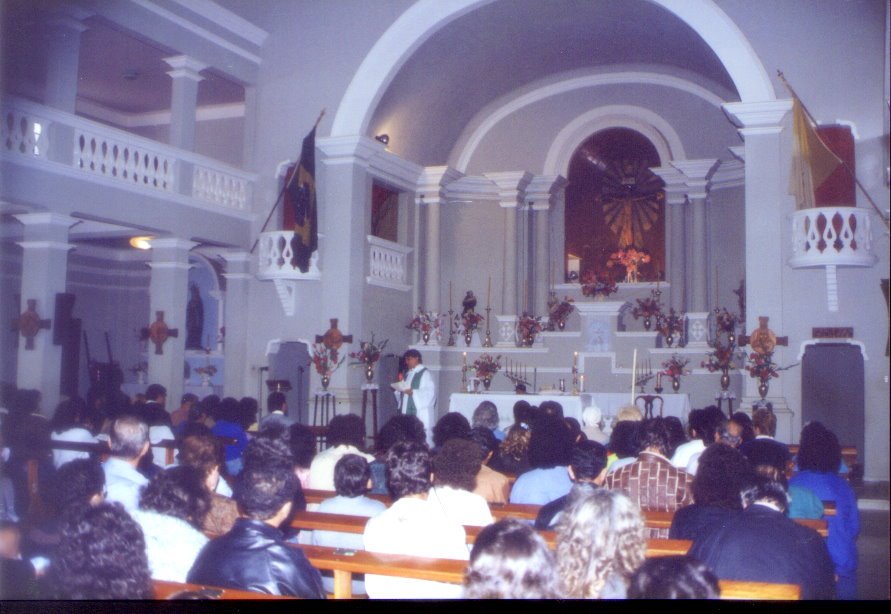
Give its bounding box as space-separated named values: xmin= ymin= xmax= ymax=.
xmin=187 ymin=518 xmax=325 ymax=598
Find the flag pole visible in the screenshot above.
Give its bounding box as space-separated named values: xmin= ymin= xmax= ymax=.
xmin=250 ymin=109 xmax=326 ymax=254
xmin=777 ymin=71 xmax=889 ymax=229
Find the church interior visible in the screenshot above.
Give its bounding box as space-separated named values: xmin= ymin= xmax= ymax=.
xmin=1 ymin=0 xmax=889 ymax=600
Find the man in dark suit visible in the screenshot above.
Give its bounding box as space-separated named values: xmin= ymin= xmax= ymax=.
xmin=739 ymin=405 xmax=790 ymax=470
xmin=689 ymin=475 xmax=835 ymax=600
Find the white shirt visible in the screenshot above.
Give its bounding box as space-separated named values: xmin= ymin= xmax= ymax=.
xmin=671 ymin=439 xmax=706 ymax=469
xmin=309 ymin=445 xmax=375 ymax=491
xmin=428 ymin=485 xmax=494 ymax=527
xmin=51 ymin=427 xmax=97 ymax=469
xmin=130 ymin=509 xmax=208 ymax=582
xmin=398 ymin=366 xmax=436 ymax=445
xmin=363 ymin=496 xmax=468 ymax=599
xmin=103 ymin=457 xmax=149 ymax=511
xmin=149 ymin=425 xmax=176 ymax=467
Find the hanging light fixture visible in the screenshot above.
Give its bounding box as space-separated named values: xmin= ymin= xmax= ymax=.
xmin=129 ymin=236 xmax=153 ymax=250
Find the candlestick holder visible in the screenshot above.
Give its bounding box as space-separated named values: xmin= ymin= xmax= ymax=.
xmin=571 ymin=366 xmax=579 ymax=395
xmin=483 ymin=306 xmax=493 ymax=347
xmin=446 ymin=308 xmax=456 ymax=346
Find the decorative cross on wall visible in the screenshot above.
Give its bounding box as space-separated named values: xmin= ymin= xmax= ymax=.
xmin=739 ymin=316 xmax=788 ymax=354
xmin=315 ymin=318 xmax=353 ymax=350
xmin=12 ymin=299 xmax=51 ymax=350
xmin=147 ymin=311 xmax=179 ymax=355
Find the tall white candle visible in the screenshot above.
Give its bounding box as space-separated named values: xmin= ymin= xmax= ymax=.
xmin=630 ymin=348 xmax=638 ymax=404
xmin=487 ymin=276 xmax=491 ymax=308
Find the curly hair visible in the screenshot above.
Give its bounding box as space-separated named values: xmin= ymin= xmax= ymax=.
xmin=471 ymin=401 xmax=500 ymax=431
xmin=433 ymin=438 xmax=482 ymax=491
xmin=177 ymin=435 xmax=223 ymax=479
xmin=375 ymin=414 xmax=426 ymax=454
xmin=637 ymin=418 xmax=671 ymax=456
xmin=628 ymin=555 xmax=720 ymax=599
xmin=326 ymin=414 xmax=366 ymax=448
xmin=54 ymin=458 xmax=105 ymax=514
xmin=241 ymin=429 xmax=295 ymax=472
xmin=691 ymin=444 xmax=752 ymax=508
xmin=797 ymin=421 xmax=841 ymax=473
xmin=499 ymin=423 xmax=531 ymax=462
xmin=432 ymin=412 xmax=472 ymax=449
xmin=50 ymin=502 xmax=152 ymax=599
xmin=385 ymin=441 xmax=431 ymax=499
xmin=236 ymin=463 xmax=298 ymax=520
xmin=464 ymin=518 xmax=562 ymax=599
xmin=555 ymin=485 xmax=647 ymax=598
xmin=139 ymin=465 xmax=211 ymax=528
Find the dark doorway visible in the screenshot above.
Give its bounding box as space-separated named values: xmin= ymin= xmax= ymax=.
xmin=800 ymin=343 xmax=864 ymax=453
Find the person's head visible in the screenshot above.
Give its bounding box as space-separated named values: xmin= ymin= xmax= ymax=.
xmin=499 ymin=423 xmax=531 ymax=461
xmin=288 ymin=423 xmax=317 ymax=469
xmin=333 ymin=454 xmax=371 ymax=498
xmin=216 ymin=397 xmax=241 ymax=423
xmin=236 ymin=464 xmax=298 ymax=522
xmin=179 ymin=393 xmax=198 ymax=410
xmin=512 ymin=400 xmax=534 ymax=426
xmin=238 ymin=397 xmax=259 ymax=428
xmin=109 ymin=415 xmax=149 ymax=460
xmin=528 ymin=413 xmax=572 ymax=469
xmin=242 ymin=428 xmax=295 ymax=473
xmin=663 ymin=416 xmax=687 ymax=457
xmin=403 ymin=349 xmax=422 ymax=370
xmin=54 ymin=458 xmax=106 ymax=513
xmin=51 ymin=502 xmax=152 ymax=599
xmin=699 ymin=406 xmax=728 ymax=445
xmin=797 ymin=421 xmax=842 ymax=474
xmin=198 ymin=395 xmax=220 ymax=420
xmin=472 ymin=401 xmax=500 ymax=431
xmin=752 ymin=406 xmax=777 ymax=437
xmin=728 ymin=412 xmax=756 ymax=444
xmin=470 ymin=426 xmax=499 ymax=463
xmin=569 ymin=440 xmax=608 ymax=484
xmin=375 ymin=414 xmax=426 ymax=454
xmin=178 ymin=421 xmax=213 ymax=440
xmin=326 ymin=413 xmax=366 ymax=449
xmin=139 ymin=466 xmax=211 ymax=529
xmin=385 ymin=441 xmax=431 ymax=499
xmin=11 ymin=388 xmax=40 ymax=416
xmin=692 ymin=444 xmax=753 ymax=509
xmin=464 ymin=518 xmax=561 ymax=599
xmin=433 ymin=438 xmax=482 ymax=492
xmin=628 ymin=556 xmax=720 ymax=599
xmin=556 ymin=485 xmax=647 ymax=598
xmin=177 ymin=435 xmax=223 ymax=491
xmin=145 ymin=384 xmax=167 ymax=405
xmin=50 ymin=397 xmax=90 ymax=433
xmin=741 ymin=474 xmax=789 ymax=512
xmin=686 ymin=409 xmax=706 ymax=441
xmin=539 ymin=400 xmax=564 ymax=420
xmin=267 ymin=391 xmax=287 ymax=414
xmin=432 ymin=412 xmax=472 ymax=449
xmin=608 ymin=420 xmax=641 ymax=459
xmin=564 ymin=417 xmax=584 ymax=443
xmin=581 ymin=405 xmax=603 ymax=429
xmin=638 ymin=417 xmax=671 ymax=456
xmin=614 ymin=404 xmax=643 ymax=425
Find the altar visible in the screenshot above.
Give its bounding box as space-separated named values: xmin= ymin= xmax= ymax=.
xmin=449 ymin=392 xmax=691 ymax=433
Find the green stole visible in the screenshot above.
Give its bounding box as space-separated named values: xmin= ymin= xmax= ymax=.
xmin=405 ymin=367 xmax=427 ymax=416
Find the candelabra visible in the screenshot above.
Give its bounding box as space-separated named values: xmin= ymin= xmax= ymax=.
xmin=446 ymin=308 xmax=456 ymax=346
xmin=461 ymin=352 xmax=468 ymax=391
xmin=571 ymin=352 xmax=579 ymax=395
xmin=503 ymin=357 xmax=530 ymax=390
xmin=635 ymin=358 xmax=654 ymax=393
xmin=483 ymin=306 xmax=493 ymax=347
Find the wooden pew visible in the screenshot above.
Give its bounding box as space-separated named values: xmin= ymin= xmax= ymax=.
xmin=788 ymin=444 xmax=858 ymax=471
xmin=299 ymin=544 xmax=798 ymax=600
xmin=153 ymin=579 xmax=295 ymax=600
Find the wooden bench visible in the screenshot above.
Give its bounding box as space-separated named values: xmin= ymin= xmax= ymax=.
xmin=153 ymin=579 xmax=295 ymax=600
xmin=788 ymin=444 xmax=858 ymax=472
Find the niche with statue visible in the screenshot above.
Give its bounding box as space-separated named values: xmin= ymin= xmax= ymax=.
xmin=184 ymin=255 xmax=224 ymax=392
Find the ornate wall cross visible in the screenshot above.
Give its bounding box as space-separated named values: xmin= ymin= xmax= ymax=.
xmin=12 ymin=299 xmax=52 ymax=350
xmin=147 ymin=311 xmax=179 ymax=355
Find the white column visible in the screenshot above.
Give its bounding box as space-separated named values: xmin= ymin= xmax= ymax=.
xmin=147 ymin=238 xmax=197 ymax=410
xmin=527 ymin=175 xmax=567 ymax=316
xmin=163 ymin=56 xmax=207 ymax=151
xmin=417 ymin=166 xmax=463 ymax=316
xmin=13 ymin=213 xmax=77 ymax=414
xmin=485 ymin=172 xmax=533 ymax=316
xmin=652 ymin=167 xmax=688 ymax=312
xmin=220 ymin=251 xmax=251 ymax=398
xmin=724 ymin=100 xmax=794 ymax=404
xmin=44 ymin=11 xmax=89 ymax=113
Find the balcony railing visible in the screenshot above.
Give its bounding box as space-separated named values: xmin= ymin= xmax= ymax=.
xmin=2 ymin=96 xmax=254 ymax=212
xmin=788 ymin=206 xmax=877 ymax=268
xmin=367 ymin=235 xmax=412 ymax=291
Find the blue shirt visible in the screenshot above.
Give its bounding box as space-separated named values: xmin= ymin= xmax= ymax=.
xmin=211 ymin=420 xmax=248 ymax=462
xmin=509 ymin=466 xmax=573 ymax=505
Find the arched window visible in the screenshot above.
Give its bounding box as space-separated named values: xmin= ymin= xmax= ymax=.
xmin=564 ymin=128 xmax=665 ymax=282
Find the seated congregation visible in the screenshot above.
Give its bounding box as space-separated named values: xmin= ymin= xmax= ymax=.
xmin=0 ymin=383 xmax=858 ymax=600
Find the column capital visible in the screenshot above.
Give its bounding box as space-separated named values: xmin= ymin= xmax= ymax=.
xmin=163 ymin=55 xmax=207 ymax=81
xmin=650 ymin=166 xmax=688 ymax=205
xmin=417 ymin=165 xmax=463 ymax=205
xmin=723 ymin=100 xmax=793 ymax=136
xmin=483 ymin=171 xmax=533 ymax=208
xmin=671 ymin=159 xmax=721 ymax=200
xmin=149 ymin=238 xmax=199 ymax=264
xmin=219 ymin=250 xmax=252 ymax=276
xmin=526 ymin=174 xmax=568 ymax=210
xmin=13 ymin=212 xmax=79 ymax=229
xmin=317 ymin=135 xmax=380 ymax=168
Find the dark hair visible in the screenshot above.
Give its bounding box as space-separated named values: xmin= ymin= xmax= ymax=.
xmin=216 ymin=397 xmax=241 ymax=423
xmin=179 ymin=421 xmax=213 ymax=440
xmin=686 ymin=409 xmax=706 ymax=441
xmin=528 ymin=413 xmax=572 ymax=468
xmin=608 ymin=420 xmax=641 ymax=459
xmin=570 ymin=440 xmax=608 ymax=481
xmin=470 ymin=426 xmax=498 ymax=458
xmin=699 ymin=406 xmax=727 ymax=445
xmin=178 ymin=435 xmax=223 ymax=479
xmin=730 ymin=412 xmax=756 ymax=443
xmin=564 ymin=417 xmax=584 ymax=443
xmin=432 ymin=412 xmax=472 ymax=449
xmin=464 ymin=518 xmax=560 ymax=599
xmin=797 ymin=421 xmax=842 ymax=473
xmin=110 ymin=415 xmax=149 ymax=459
xmin=334 ymin=454 xmax=371 ymax=497
xmin=539 ymin=400 xmax=564 ymax=420
xmin=145 ymin=384 xmax=167 ymax=402
xmin=139 ymin=466 xmax=211 ymax=528
xmin=288 ymin=423 xmax=317 ymax=468
xmin=638 ymin=418 xmax=671 ymax=456
xmin=375 ymin=415 xmax=427 ymax=454
xmin=197 ymin=395 xmax=220 ymax=420
xmin=267 ymin=392 xmax=287 ymax=413
xmin=51 ymin=502 xmax=152 ymax=599
xmin=663 ymin=416 xmax=687 ymax=457
xmin=692 ymin=444 xmax=752 ymax=508
xmin=11 ymin=388 xmax=40 ymax=416
xmin=512 ymin=400 xmax=534 ymax=425
xmin=326 ymin=414 xmax=366 ymax=448
xmin=433 ymin=438 xmax=482 ymax=491
xmin=236 ymin=464 xmax=298 ymax=520
xmin=752 ymin=407 xmax=777 ymax=437
xmin=242 ymin=430 xmax=295 ymax=472
xmin=740 ymin=475 xmax=789 ymax=512
xmin=54 ymin=458 xmax=105 ymax=513
xmin=628 ymin=555 xmax=720 ymax=599
xmin=403 ymin=349 xmax=422 ymax=362
xmin=237 ymin=397 xmax=259 ymax=429
xmin=180 ymin=393 xmax=199 ymax=406
xmin=51 ymin=397 xmax=90 ymax=433
xmin=385 ymin=441 xmax=431 ymax=499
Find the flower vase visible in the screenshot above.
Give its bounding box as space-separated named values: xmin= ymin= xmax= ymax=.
xmin=464 ymin=332 xmax=473 ymax=346
xmin=365 ymin=364 xmax=375 ymax=384
xmin=665 ymin=333 xmax=674 ymax=348
xmin=482 ymin=376 xmax=492 ymax=391
xmin=557 ymin=320 xmax=566 ymax=331
xmin=593 ymin=293 xmax=606 ymax=302
xmin=643 ymin=317 xmax=652 ymax=331
xmin=523 ymin=334 xmax=535 ymax=347
xmin=422 ymin=331 xmax=430 ymax=345
xmin=671 ymin=376 xmax=681 ymax=392
xmin=728 ymin=332 xmax=736 ymax=346
xmin=758 ymin=380 xmax=769 ymax=399
xmin=720 ymin=369 xmax=730 ymax=391
xmin=321 ymin=375 xmax=330 ymax=391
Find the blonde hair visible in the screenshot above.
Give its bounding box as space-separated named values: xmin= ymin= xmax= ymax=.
xmin=555 ymin=486 xmax=647 ymax=598
xmin=499 ymin=423 xmax=531 ymax=462
xmin=614 ymin=405 xmax=643 ymax=426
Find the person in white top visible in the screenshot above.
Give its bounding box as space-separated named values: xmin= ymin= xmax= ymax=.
xmin=364 ymin=441 xmax=468 ymax=599
xmin=672 ymin=407 xmax=726 ymax=476
xmin=429 ymin=438 xmax=494 ymax=527
xmin=309 ymin=414 xmax=374 ymax=490
xmin=670 ymin=409 xmax=707 ymax=469
xmin=49 ymin=397 xmax=99 ymax=469
xmin=102 ymin=416 xmax=150 ymax=511
xmin=395 ymin=350 xmax=436 ymax=446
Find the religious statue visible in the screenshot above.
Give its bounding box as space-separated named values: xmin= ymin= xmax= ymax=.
xmin=185 ymin=283 xmax=204 ymax=350
xmin=749 ymin=316 xmax=778 ymax=355
xmin=462 ymin=291 xmax=478 ymax=315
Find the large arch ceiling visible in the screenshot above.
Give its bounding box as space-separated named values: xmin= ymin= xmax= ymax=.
xmin=332 ymin=0 xmax=774 ymax=167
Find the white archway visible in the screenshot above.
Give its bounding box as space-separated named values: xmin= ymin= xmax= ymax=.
xmin=330 ymin=0 xmax=775 ymax=137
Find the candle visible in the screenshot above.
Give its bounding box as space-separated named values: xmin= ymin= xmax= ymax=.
xmin=573 ymin=351 xmax=578 ymax=368
xmin=657 ymin=371 xmax=663 ymax=388
xmin=630 ymin=348 xmax=638 ymax=403
xmin=487 ymin=276 xmax=491 ymax=308
xmin=449 ymin=281 xmax=453 ymax=308
xmin=463 ymin=351 xmax=467 ymax=366
xmin=580 ymin=374 xmax=585 ymax=392
xmin=523 ymin=280 xmax=528 ymax=311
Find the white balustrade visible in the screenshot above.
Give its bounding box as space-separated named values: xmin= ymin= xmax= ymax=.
xmin=257 ymin=230 xmax=320 ymax=279
xmin=193 ymin=164 xmax=251 ymax=210
xmin=1 ymin=103 xmax=51 ymax=158
xmin=788 ymin=207 xmax=877 ymax=268
xmin=75 ymin=127 xmax=174 ymax=191
xmin=366 ymin=235 xmax=412 ymax=291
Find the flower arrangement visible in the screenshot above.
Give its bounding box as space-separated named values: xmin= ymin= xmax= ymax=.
xmin=406 ymin=308 xmax=442 ymax=334
xmin=548 ymin=296 xmax=575 ymax=329
xmin=310 ymin=342 xmax=345 ymax=376
xmin=349 ymin=334 xmax=388 ymax=367
xmin=516 ymin=312 xmax=544 ymax=344
xmin=632 ymin=290 xmax=663 ymax=326
xmin=607 ymin=247 xmax=651 ymax=283
xmin=656 ymin=308 xmax=685 ymax=339
xmin=701 ymin=345 xmax=744 ymax=372
xmin=195 ymin=364 xmax=217 ymax=377
xmin=745 ymin=351 xmax=779 ymax=382
xmin=661 ymin=354 xmax=690 ymax=377
xmin=460 ymin=311 xmax=485 ymax=334
xmin=473 ymin=353 xmax=502 ymax=379
xmin=580 ymin=270 xmax=618 ymax=298
xmin=714 ymin=308 xmax=741 ymax=334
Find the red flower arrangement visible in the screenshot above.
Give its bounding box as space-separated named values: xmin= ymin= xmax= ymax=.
xmin=661 ymin=354 xmax=690 ymax=377
xmin=349 ymin=334 xmax=387 ymax=367
xmin=473 ymin=354 xmax=502 ymax=378
xmin=745 ymin=351 xmax=779 ymax=381
xmin=656 ymin=308 xmax=685 ymax=338
xmin=607 ymin=247 xmax=651 ymax=283
xmin=580 ymin=270 xmax=618 ymax=298
xmin=548 ymin=296 xmax=575 ymax=329
xmin=702 ymin=345 xmax=744 ymax=372
xmin=460 ymin=311 xmax=485 ymax=334
xmin=714 ymin=308 xmax=741 ymax=334
xmin=310 ymin=342 xmax=344 ymax=376
xmin=517 ymin=312 xmax=544 ymax=344
xmin=406 ymin=308 xmax=442 ymax=334
xmin=632 ymin=290 xmax=663 ymax=320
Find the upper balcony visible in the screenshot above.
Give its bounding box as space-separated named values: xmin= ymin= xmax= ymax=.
xmin=788 ymin=206 xmax=877 ymax=269
xmin=1 ymin=96 xmax=256 ymax=243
